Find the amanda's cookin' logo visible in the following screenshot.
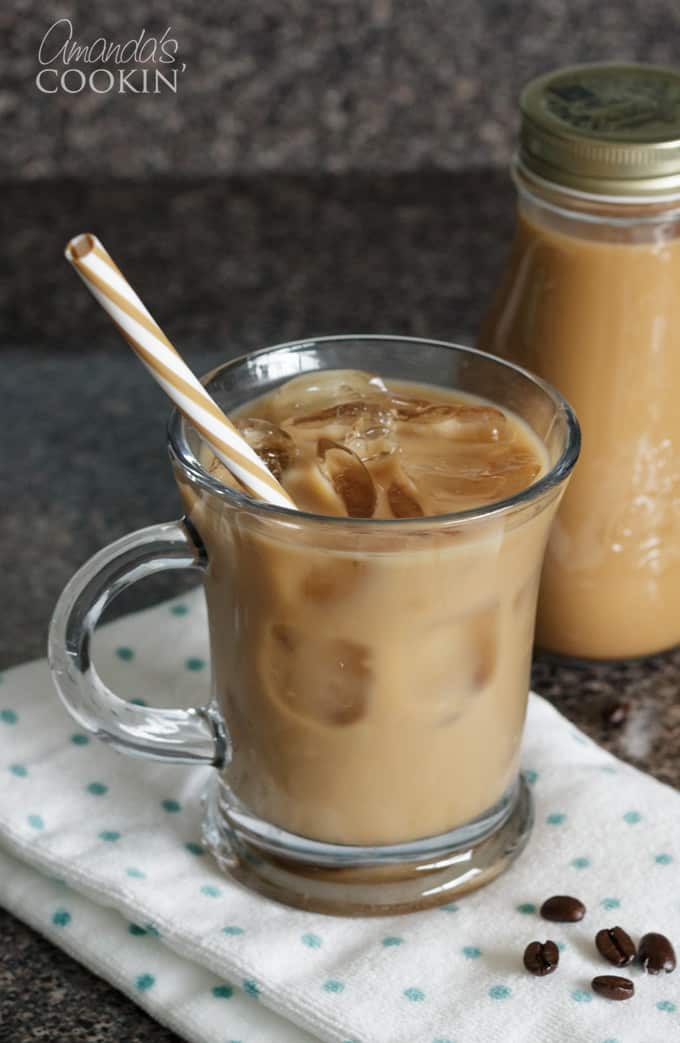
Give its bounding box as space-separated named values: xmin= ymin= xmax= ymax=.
xmin=36 ymin=18 xmax=186 ymax=94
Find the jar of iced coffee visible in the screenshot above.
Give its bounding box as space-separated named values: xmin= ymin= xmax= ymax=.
xmin=479 ymin=62 xmax=680 ymax=660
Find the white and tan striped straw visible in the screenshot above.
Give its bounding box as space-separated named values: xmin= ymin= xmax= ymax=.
xmin=65 ymin=233 xmax=295 ymax=509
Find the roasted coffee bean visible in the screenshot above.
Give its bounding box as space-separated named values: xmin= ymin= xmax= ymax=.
xmin=595 ymin=926 xmax=636 ymax=967
xmin=523 ymin=940 xmax=559 ymax=976
xmin=540 ymin=895 xmax=586 ymax=922
xmin=591 ymin=975 xmax=635 ymax=1001
xmin=638 ymin=932 xmax=676 ymax=975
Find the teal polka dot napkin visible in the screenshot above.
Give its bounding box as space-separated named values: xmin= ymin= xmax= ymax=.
xmin=0 ymin=590 xmax=679 ymax=1043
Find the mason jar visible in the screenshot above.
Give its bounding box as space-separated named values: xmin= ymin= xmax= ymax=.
xmin=479 ymin=62 xmax=680 ymax=660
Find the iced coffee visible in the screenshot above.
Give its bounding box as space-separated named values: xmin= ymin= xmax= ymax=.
xmin=480 ymin=62 xmax=680 ymax=660
xmin=178 ymin=369 xmax=560 ymax=847
xmin=481 ymin=199 xmax=680 ymax=659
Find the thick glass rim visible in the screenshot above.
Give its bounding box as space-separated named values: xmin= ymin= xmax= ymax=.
xmin=167 ymin=335 xmax=580 ymax=528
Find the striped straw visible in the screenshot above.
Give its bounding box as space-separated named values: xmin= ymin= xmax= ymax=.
xmin=65 ymin=233 xmax=295 ymax=509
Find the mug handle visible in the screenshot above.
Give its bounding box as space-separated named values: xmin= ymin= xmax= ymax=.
xmin=48 ymin=520 xmax=228 ymax=766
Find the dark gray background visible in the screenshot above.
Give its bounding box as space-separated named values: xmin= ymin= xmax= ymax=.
xmin=3 ymin=4 xmax=680 ymax=1041
xmin=4 ymin=0 xmax=680 ymax=178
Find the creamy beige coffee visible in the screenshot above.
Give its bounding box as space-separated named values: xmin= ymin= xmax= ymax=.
xmin=231 ymin=371 xmax=543 ymax=517
xmin=480 ymin=206 xmax=680 ymax=660
xmin=177 ymin=370 xmax=555 ymax=845
xmin=477 ymin=62 xmax=680 ymax=661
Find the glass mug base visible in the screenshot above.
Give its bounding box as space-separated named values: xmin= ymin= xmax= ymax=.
xmin=201 ymin=773 xmax=534 ymax=916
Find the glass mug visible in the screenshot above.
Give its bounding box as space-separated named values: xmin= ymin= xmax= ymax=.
xmin=49 ymin=337 xmax=579 ymax=915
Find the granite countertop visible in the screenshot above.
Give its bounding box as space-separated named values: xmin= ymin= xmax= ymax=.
xmin=6 ymin=0 xmax=680 ymax=180
xmin=2 ymin=176 xmax=678 ymax=1042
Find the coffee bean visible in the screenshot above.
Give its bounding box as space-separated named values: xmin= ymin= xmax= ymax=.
xmin=638 ymin=932 xmax=676 ymax=975
xmin=540 ymin=895 xmax=586 ymax=922
xmin=591 ymin=975 xmax=634 ymax=1001
xmin=523 ymin=940 xmax=559 ymax=976
xmin=595 ymin=926 xmax=636 ymax=967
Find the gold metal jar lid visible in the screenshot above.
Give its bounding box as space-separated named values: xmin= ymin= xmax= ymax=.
xmin=519 ymin=62 xmax=680 ymax=197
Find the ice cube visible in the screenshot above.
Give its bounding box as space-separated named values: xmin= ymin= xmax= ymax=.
xmin=206 ymin=453 xmax=232 ymax=482
xmin=301 ymin=559 xmax=364 ymax=603
xmin=292 ymin=400 xmax=380 ymax=426
xmin=448 ymin=405 xmax=507 ymax=442
xmin=453 ymin=445 xmax=541 ymax=499
xmin=406 ymin=440 xmax=540 ymax=506
xmin=235 ymin=418 xmax=296 ymax=480
xmin=266 ymin=624 xmax=371 ymax=726
xmin=417 ymin=602 xmax=498 ymax=724
xmin=492 ymin=447 xmax=541 ymax=490
xmin=283 ymin=460 xmax=347 ymax=515
xmin=405 ymin=404 xmax=459 ymax=423
xmin=289 ymin=398 xmax=398 ymax=463
xmin=402 ymin=403 xmax=507 ymax=441
xmin=404 ymin=456 xmax=501 ymax=504
xmin=268 ymin=369 xmax=389 ymax=423
xmin=317 ymin=438 xmax=377 ymax=518
xmin=387 ymin=479 xmax=424 ymax=518
xmin=202 ymin=451 xmax=244 ymax=496
xmin=391 ymin=395 xmax=432 ymax=419
xmin=344 ymin=402 xmax=399 ymax=461
xmin=346 ymin=426 xmax=399 ymax=462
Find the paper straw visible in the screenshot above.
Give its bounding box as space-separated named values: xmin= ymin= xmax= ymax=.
xmin=65 ymin=233 xmax=295 ymax=510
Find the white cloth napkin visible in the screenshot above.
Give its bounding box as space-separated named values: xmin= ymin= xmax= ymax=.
xmin=1 ymin=590 xmax=678 ymax=1043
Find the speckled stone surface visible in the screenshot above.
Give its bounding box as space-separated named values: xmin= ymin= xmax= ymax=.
xmin=2 ymin=175 xmax=678 ymax=1041
xmin=0 ymin=172 xmax=512 ymax=347
xmin=0 ymin=927 xmax=183 ymax=1042
xmin=5 ymin=0 xmax=680 ymax=177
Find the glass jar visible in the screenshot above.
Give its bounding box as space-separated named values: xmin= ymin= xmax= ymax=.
xmin=479 ymin=63 xmax=680 ymax=660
